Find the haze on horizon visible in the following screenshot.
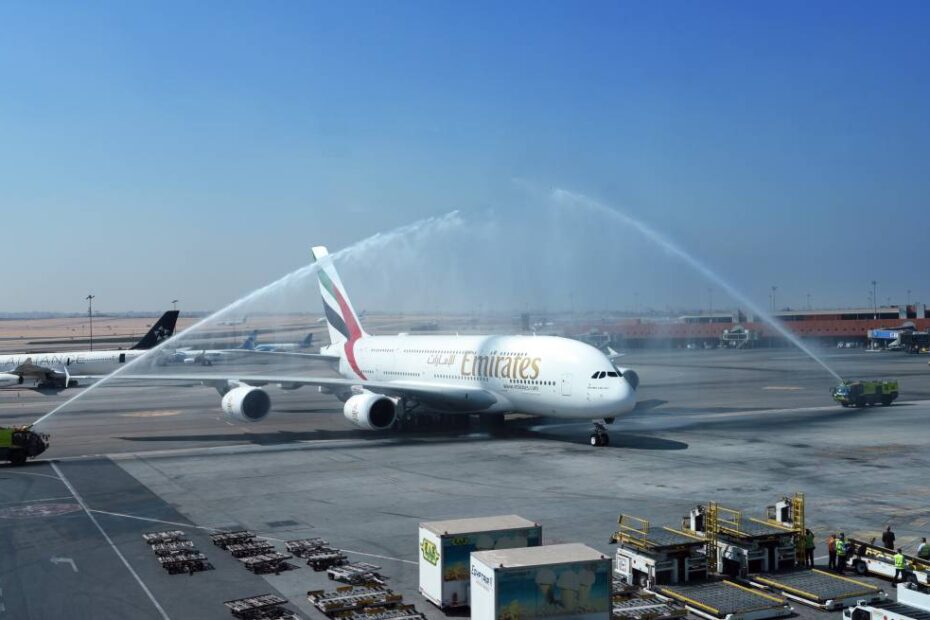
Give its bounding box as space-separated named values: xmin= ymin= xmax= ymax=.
xmin=1 ymin=2 xmax=928 ymax=315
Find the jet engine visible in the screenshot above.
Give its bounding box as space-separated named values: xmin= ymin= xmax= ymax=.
xmin=221 ymin=386 xmax=271 ymax=422
xmin=616 ymin=367 xmax=639 ymax=390
xmin=343 ymin=392 xmax=398 ymax=430
xmin=0 ymin=373 xmax=23 ymax=387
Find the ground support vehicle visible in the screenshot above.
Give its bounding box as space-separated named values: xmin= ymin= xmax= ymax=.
xmin=212 ymin=530 xmax=257 ymax=549
xmin=0 ymin=426 xmax=49 ymax=465
xmin=327 ymin=561 xmax=385 ymax=585
xmin=749 ymin=569 xmax=885 ymax=610
xmin=418 ymin=514 xmax=541 ymax=610
xmin=654 ymin=581 xmax=792 ymax=620
xmin=224 ymin=593 xmax=299 ymax=620
xmin=307 ymin=584 xmax=403 ymax=615
xmin=832 ymin=380 xmax=899 ymax=407
xmin=848 ymin=538 xmax=930 ymax=586
xmin=844 ymin=584 xmax=930 ymax=620
xmin=611 ymin=514 xmax=708 ymax=587
xmin=240 ymin=552 xmax=294 ymax=574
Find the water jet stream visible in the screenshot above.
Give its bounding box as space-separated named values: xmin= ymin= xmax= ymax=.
xmin=552 ymin=189 xmax=843 ymax=383
xmin=33 ymin=211 xmax=463 ymax=428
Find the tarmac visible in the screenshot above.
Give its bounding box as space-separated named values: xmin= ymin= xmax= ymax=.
xmin=1 ymin=347 xmax=929 ymax=619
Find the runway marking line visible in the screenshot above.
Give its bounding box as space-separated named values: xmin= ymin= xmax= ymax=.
xmin=50 ymin=463 xmax=171 ymax=620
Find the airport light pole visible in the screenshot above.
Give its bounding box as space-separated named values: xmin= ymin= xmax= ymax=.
xmin=770 ymin=286 xmax=777 ymax=312
xmin=85 ymin=294 xmax=95 ymax=351
xmin=871 ymin=280 xmax=877 ymax=319
xmin=172 ymin=299 xmax=179 ymax=311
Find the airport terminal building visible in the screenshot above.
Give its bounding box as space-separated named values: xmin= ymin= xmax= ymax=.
xmin=583 ymin=305 xmax=930 ymax=350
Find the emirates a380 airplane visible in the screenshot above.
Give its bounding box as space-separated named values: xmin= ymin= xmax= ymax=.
xmin=128 ymin=248 xmax=638 ymax=446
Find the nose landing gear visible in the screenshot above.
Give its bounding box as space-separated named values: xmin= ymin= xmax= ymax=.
xmin=590 ymin=421 xmax=610 ymax=447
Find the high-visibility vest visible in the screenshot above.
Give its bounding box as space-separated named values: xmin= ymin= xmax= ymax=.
xmin=836 ymin=540 xmax=847 ymax=555
xmin=918 ymin=543 xmax=930 ymax=560
xmin=895 ymin=553 xmax=906 ymax=569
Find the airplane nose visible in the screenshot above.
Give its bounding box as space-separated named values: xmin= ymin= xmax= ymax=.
xmin=615 ymin=378 xmax=637 ymax=413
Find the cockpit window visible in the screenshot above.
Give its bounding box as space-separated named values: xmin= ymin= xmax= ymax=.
xmin=591 ymin=372 xmax=600 ymax=379
xmin=597 ymin=371 xmax=607 ymax=379
xmin=607 ymin=371 xmax=619 ymax=377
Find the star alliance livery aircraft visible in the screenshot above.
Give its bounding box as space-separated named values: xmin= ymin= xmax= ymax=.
xmin=128 ymin=248 xmax=638 ymax=446
xmin=0 ymin=310 xmax=179 ymax=392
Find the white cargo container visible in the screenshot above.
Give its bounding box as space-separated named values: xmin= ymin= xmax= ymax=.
xmin=418 ymin=515 xmax=542 ymax=609
xmin=470 ymin=543 xmax=611 ymax=620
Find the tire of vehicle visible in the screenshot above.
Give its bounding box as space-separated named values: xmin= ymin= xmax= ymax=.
xmin=10 ymin=450 xmax=27 ymax=466
xmin=854 ymin=560 xmax=867 ymax=575
xmin=881 ymin=396 xmax=893 ymax=406
xmin=855 ymin=397 xmax=865 ymax=407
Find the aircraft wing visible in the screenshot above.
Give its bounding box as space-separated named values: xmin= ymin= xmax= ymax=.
xmin=214 ymin=350 xmax=341 ymax=363
xmin=110 ymin=373 xmax=498 ymax=413
xmin=607 ymin=347 xmax=625 ymax=362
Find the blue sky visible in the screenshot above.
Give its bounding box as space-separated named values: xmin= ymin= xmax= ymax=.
xmin=1 ymin=1 xmax=928 ymax=314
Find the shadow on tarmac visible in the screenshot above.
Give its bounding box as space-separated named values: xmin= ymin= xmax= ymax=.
xmin=112 ymin=415 xmax=689 ymax=451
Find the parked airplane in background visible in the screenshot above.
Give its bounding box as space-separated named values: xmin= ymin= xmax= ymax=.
xmin=168 ymin=330 xmax=259 ymax=366
xmin=124 ymin=247 xmax=638 ymax=446
xmin=218 ymin=315 xmax=248 ymax=326
xmin=0 ymin=311 xmax=179 ymax=391
xmin=252 ymin=332 xmax=314 ymax=353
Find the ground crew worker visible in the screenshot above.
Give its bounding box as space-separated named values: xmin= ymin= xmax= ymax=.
xmin=882 ymin=526 xmax=896 ymax=550
xmin=805 ymin=529 xmax=816 ymax=567
xmin=894 ymin=548 xmax=907 ymax=584
xmin=836 ymin=533 xmax=848 ymax=574
xmin=917 ymin=537 xmax=930 ymax=560
xmin=827 ymin=533 xmax=837 ymax=570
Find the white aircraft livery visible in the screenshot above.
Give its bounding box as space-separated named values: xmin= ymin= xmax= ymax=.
xmin=0 ymin=311 xmax=179 ymax=392
xmin=125 ymin=248 xmax=638 ymax=446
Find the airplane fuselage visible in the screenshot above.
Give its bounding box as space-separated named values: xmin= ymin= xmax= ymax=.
xmin=0 ymin=350 xmax=144 ymax=378
xmin=322 ymin=334 xmax=636 ymax=420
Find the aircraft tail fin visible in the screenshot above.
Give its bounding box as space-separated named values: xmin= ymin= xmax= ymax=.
xmin=242 ymin=330 xmax=258 ymax=350
xmin=311 ymin=246 xmax=368 ymax=347
xmin=131 ymin=310 xmax=179 ymax=350
xmin=301 ymin=333 xmax=314 ymax=348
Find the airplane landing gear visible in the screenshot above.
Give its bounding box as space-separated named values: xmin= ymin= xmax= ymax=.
xmin=590 ymin=422 xmax=610 ymax=447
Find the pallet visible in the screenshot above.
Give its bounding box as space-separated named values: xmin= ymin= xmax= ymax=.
xmin=286 ymin=537 xmax=329 ymax=558
xmin=612 ymin=595 xmax=687 ymax=620
xmin=240 ymin=553 xmax=295 ymax=574
xmin=750 ymin=568 xmax=885 ymax=610
xmin=151 ymin=541 xmax=196 ymax=556
xmin=227 ymin=541 xmax=276 ymax=558
xmin=330 ymin=604 xmax=426 ymax=620
xmin=212 ymin=530 xmax=257 ymax=549
xmin=143 ymin=530 xmax=187 ymax=544
xmin=306 ymin=549 xmax=349 ymax=571
xmin=328 ymin=562 xmax=384 ymax=585
xmin=308 ymin=585 xmax=402 ymax=615
xmin=157 ymin=552 xmax=213 ymax=575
